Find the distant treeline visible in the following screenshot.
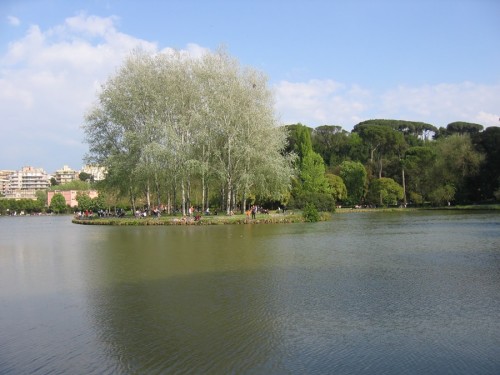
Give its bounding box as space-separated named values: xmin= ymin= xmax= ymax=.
xmin=284 ymin=119 xmax=499 ymax=207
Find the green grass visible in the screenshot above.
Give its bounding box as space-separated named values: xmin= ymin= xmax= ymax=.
xmin=72 ymin=211 xmax=332 ymax=226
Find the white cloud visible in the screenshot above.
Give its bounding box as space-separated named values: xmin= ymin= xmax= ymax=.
xmin=273 ymin=79 xmax=371 ymax=127
xmin=379 ymin=82 xmax=500 ymax=127
xmin=0 ymin=14 xmax=206 ymax=171
xmin=274 ymin=79 xmax=500 ymax=130
xmin=7 ymin=15 xmax=20 ymax=26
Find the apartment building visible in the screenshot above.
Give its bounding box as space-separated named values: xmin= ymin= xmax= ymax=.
xmin=4 ymin=166 xmax=50 ymax=199
xmin=81 ymin=164 xmax=106 ymax=181
xmin=54 ymin=165 xmax=79 ymax=185
xmin=0 ymin=170 xmax=15 ymax=196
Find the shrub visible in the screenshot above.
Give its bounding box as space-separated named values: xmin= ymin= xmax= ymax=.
xmin=289 ymin=191 xmax=336 ymax=212
xmin=302 ymin=203 xmax=320 ymax=222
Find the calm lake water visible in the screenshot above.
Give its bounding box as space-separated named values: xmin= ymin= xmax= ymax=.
xmin=1 ymin=211 xmax=499 ymax=374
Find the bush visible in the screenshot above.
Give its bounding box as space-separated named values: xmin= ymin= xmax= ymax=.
xmin=289 ymin=191 xmax=336 ymax=212
xmin=302 ymin=203 xmax=320 ymax=222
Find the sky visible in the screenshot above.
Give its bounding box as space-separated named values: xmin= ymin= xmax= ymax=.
xmin=1 ymin=0 xmax=499 ymax=173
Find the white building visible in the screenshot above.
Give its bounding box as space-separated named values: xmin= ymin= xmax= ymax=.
xmin=0 ymin=170 xmax=15 ymax=196
xmin=54 ymin=165 xmax=79 ymax=185
xmin=4 ymin=166 xmax=50 ymax=199
xmin=81 ymin=165 xmax=106 ymax=182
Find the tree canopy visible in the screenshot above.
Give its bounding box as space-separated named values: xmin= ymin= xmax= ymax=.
xmin=84 ymin=49 xmax=294 ymax=214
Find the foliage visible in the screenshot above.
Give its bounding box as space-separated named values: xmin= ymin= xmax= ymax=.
xmin=289 ymin=191 xmax=336 ymax=212
xmin=298 ymin=151 xmax=331 ymax=194
xmin=76 ymin=192 xmax=94 ymax=211
xmin=325 ymin=173 xmax=347 ymax=202
xmin=470 ymin=126 xmax=500 ymax=201
xmin=302 ymin=203 xmax=320 ymax=222
xmin=284 ymin=123 xmax=313 ymax=161
xmin=353 ymin=123 xmax=406 ymax=178
xmin=311 ymin=125 xmax=350 ymax=166
xmin=84 ymin=53 xmax=497 ymax=211
xmin=446 ymin=122 xmax=483 ymax=135
xmin=339 ymin=160 xmax=367 ymax=205
xmin=355 ymin=119 xmax=437 ymax=140
xmin=49 ymin=193 xmax=68 ymax=213
xmin=428 ymin=184 xmax=456 ymax=206
xmin=48 ymin=180 xmax=91 ymax=191
xmin=0 ymin=198 xmax=45 ymax=215
xmin=83 ymin=49 xmax=294 ymax=215
xmin=79 ymin=172 xmax=93 ymax=182
xmin=431 ymin=134 xmax=484 ymax=201
xmin=366 ymin=177 xmax=404 ymax=206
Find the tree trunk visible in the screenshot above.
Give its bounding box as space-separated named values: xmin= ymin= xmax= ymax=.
xmin=402 ymin=167 xmax=407 ymax=206
xmin=226 ymin=178 xmax=232 ymax=215
xmin=181 ymin=179 xmax=186 ymax=216
xmin=145 ymin=180 xmax=151 ymax=213
xmin=154 ymin=173 xmax=161 ymax=208
xmin=201 ymin=173 xmax=206 ymax=212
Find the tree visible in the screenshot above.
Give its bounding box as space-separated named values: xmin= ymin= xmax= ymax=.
xmin=339 ymin=161 xmax=367 ymax=205
xmin=428 ymin=184 xmax=456 ymax=206
xmin=284 ymin=123 xmax=313 ymax=161
xmin=325 ymin=173 xmax=347 ymax=202
xmin=353 ymin=123 xmax=406 ymax=178
xmin=403 ymin=146 xmax=436 ymax=203
xmin=311 ymin=125 xmax=350 ymax=166
xmin=49 ymin=193 xmax=68 ymax=213
xmin=366 ymin=177 xmax=404 ymax=206
xmin=76 ymin=192 xmax=93 ymax=211
xmin=36 ymin=190 xmax=47 ymax=208
xmin=431 ymin=134 xmax=484 ymax=202
xmin=470 ymin=126 xmax=500 ymax=200
xmin=446 ymin=121 xmax=483 ymax=136
xmin=356 ymin=119 xmax=437 ymax=142
xmin=84 ymin=49 xmax=294 ymax=215
xmin=79 ymin=172 xmax=92 ymax=182
xmin=299 ymin=151 xmax=331 ymax=194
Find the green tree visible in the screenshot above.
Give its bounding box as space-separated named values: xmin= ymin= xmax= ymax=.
xmin=302 ymin=202 xmax=320 ymax=222
xmin=339 ymin=160 xmax=367 ymax=205
xmin=367 ymin=177 xmax=404 ymax=206
xmin=403 ymin=146 xmax=436 ymax=203
xmin=470 ymin=126 xmax=500 ymax=200
xmin=76 ymin=192 xmax=93 ymax=211
xmin=432 ymin=134 xmax=484 ymax=202
xmin=299 ymin=151 xmax=331 ymax=194
xmin=311 ymin=125 xmax=350 ymax=166
xmin=428 ymin=184 xmax=456 ymax=206
xmin=79 ymin=172 xmax=92 ymax=182
xmin=284 ymin=123 xmax=313 ymax=162
xmin=446 ymin=121 xmax=483 ymax=135
xmin=356 ymin=119 xmax=437 ymax=142
xmin=49 ymin=193 xmax=68 ymax=213
xmin=325 ymin=173 xmax=347 ymax=202
xmin=48 ymin=180 xmax=90 ymax=191
xmin=353 ymin=123 xmax=406 ymax=178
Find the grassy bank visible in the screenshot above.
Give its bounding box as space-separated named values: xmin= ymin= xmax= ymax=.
xmin=72 ymin=204 xmax=499 ymax=226
xmin=72 ymin=211 xmax=332 ymax=226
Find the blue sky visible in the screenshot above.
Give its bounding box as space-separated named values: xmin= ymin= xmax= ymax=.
xmin=1 ymin=0 xmax=499 ymax=173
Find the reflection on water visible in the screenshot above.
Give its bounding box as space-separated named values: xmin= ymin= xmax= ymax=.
xmin=1 ymin=211 xmax=499 ymax=374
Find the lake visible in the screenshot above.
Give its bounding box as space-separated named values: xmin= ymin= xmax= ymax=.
xmin=1 ymin=211 xmax=499 ymax=374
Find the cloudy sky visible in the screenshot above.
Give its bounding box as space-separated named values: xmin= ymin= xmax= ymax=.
xmin=1 ymin=0 xmax=499 ymax=172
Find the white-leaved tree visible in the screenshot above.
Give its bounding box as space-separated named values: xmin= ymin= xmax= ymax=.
xmin=83 ymin=48 xmax=294 ymax=215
